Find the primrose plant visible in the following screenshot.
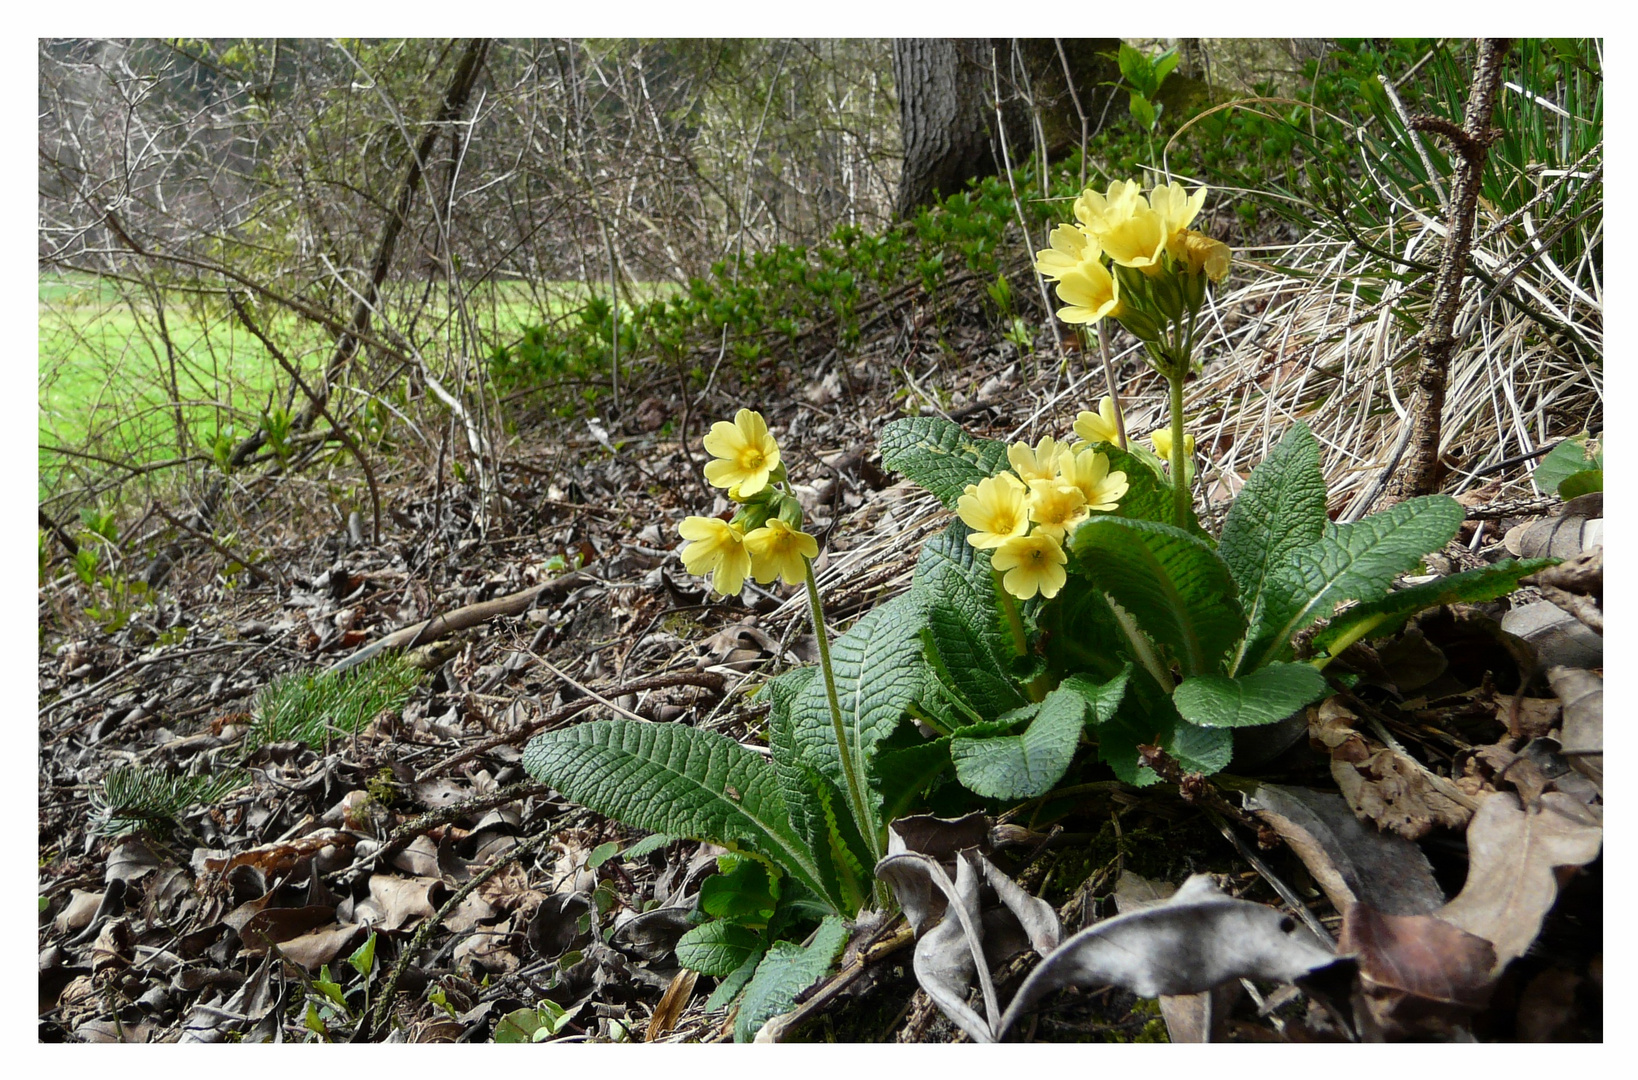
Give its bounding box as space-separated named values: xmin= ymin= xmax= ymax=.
xmin=524 ymin=179 xmax=1552 ymax=1034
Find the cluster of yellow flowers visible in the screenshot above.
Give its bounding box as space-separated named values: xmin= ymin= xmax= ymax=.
xmin=677 ymin=409 xmax=820 ymax=596
xmin=956 ymin=419 xmax=1131 ymax=601
xmin=1033 ymin=179 xmax=1230 ymax=327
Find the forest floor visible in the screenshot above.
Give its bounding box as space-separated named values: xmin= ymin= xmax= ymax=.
xmin=36 ymin=268 xmax=1603 ymax=1044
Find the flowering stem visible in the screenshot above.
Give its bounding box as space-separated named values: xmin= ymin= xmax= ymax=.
xmin=1167 ymin=372 xmax=1190 ymax=523
xmin=802 ymin=555 xmax=880 ymax=867
xmin=1095 ymin=321 xmax=1127 ymax=450
xmin=993 ymin=573 xmax=1046 ymax=703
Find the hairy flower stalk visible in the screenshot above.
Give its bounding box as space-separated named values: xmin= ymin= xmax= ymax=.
xmin=802 ymin=555 xmax=880 ymax=869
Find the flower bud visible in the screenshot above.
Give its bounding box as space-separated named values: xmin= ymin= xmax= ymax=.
xmin=1169 ymin=229 xmax=1232 ymax=283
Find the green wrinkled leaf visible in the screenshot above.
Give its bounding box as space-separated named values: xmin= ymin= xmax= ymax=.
xmin=1218 ymin=423 xmax=1327 ymax=647
xmin=1165 ymin=721 xmax=1234 ymax=775
xmin=767 ymin=667 xmax=858 ymax=913
xmin=1174 ymin=663 xmax=1331 ymax=729
xmin=870 ymin=737 xmax=953 ymax=823
xmin=1081 ymin=440 xmax=1201 ymax=534
xmin=676 ymin=921 xmax=765 ymax=977
xmin=783 ymin=591 xmax=928 ymax=848
xmin=1060 ymin=667 xmax=1131 ymax=724
xmin=880 ymin=416 xmax=1011 ymax=507
xmin=620 ymin=833 xmax=674 ymax=860
xmin=951 ymin=685 xmax=1090 ymax=799
xmin=1312 ymin=558 xmax=1559 ymax=654
xmin=704 ymin=946 xmax=766 ymax=1012
xmin=700 ymin=855 xmax=779 ymax=924
xmin=346 ymin=931 xmax=377 ymax=978
xmin=1244 ymin=496 xmax=1464 ymax=671
xmin=734 ymin=915 xmax=849 ymax=1042
xmin=1070 ymin=516 xmax=1246 ymax=678
xmin=522 ymin=720 xmax=828 ymax=905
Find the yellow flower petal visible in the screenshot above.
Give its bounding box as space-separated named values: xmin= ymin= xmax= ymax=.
xmin=1025 ymin=478 xmax=1089 ymax=542
xmin=744 ymin=519 xmax=819 ymax=586
xmin=1072 ymin=397 xmax=1121 ymax=447
xmin=1148 ymin=181 xmax=1208 ymax=239
xmin=1054 ymin=262 xmax=1119 ymax=325
xmin=990 ymin=532 xmax=1068 ymax=600
xmin=1149 ymin=427 xmax=1196 ymax=461
xmin=678 ymin=516 xmax=751 ymax=596
xmin=957 ymin=474 xmax=1029 ymax=549
xmin=1033 ymin=224 xmax=1096 ymax=281
xmin=701 ymin=408 xmax=781 ymax=497
xmin=1008 ymin=436 xmax=1072 ymax=484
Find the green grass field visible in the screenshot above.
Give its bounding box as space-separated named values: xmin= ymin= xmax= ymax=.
xmin=38 ymin=274 xmax=613 ymax=500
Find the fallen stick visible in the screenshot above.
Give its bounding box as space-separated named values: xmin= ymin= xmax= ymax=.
xmin=323 ymin=569 xmax=590 ymax=675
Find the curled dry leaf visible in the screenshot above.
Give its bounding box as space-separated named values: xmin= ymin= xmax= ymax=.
xmin=199 ymin=829 xmax=356 ymax=888
xmin=996 ymin=875 xmax=1349 ymax=1040
xmin=1339 ymin=903 xmax=1496 ymax=1039
xmin=873 ymin=814 xmax=1059 ymax=1043
xmin=1310 ymin=698 xmax=1476 ymax=839
xmin=1547 ymin=666 xmax=1602 ymax=791
xmin=1436 ymin=791 xmax=1602 ymax=978
xmin=1111 ymin=871 xmax=1239 ymax=1044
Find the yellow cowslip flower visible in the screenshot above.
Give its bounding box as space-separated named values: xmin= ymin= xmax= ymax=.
xmin=1168 ymin=229 xmax=1232 ymax=283
xmin=1053 ymin=261 xmax=1119 ymax=325
xmin=1072 ymin=397 xmax=1121 ymax=447
xmin=678 ymin=516 xmax=752 ymax=596
xmin=1033 ymin=224 xmax=1096 ymax=282
xmin=1026 ymin=478 xmax=1089 ymax=541
xmin=1059 ymin=449 xmax=1129 ymax=512
xmin=1073 ymin=179 xmax=1144 ymax=233
xmin=702 ymin=408 xmax=781 ymax=498
xmin=1150 ymin=427 xmax=1197 ymax=460
xmin=745 ymin=518 xmax=819 ymax=586
xmin=1008 ymin=435 xmax=1072 ymax=485
xmin=990 ymin=532 xmax=1068 ymax=600
xmin=1148 ymin=182 xmax=1208 ymax=241
xmin=957 ymin=473 xmax=1029 ymax=549
xmin=1094 ymin=202 xmax=1169 ymax=273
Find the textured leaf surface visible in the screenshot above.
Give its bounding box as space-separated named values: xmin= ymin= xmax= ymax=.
xmin=1217 ymin=423 xmax=1326 ymax=646
xmin=1532 ymin=433 xmax=1602 ymax=496
xmin=1174 ymin=663 xmax=1331 ymax=729
xmin=1245 ymin=496 xmax=1464 ymax=671
xmin=1060 ymin=668 xmax=1130 ymax=724
xmin=1165 ymin=721 xmax=1234 ymax=775
xmin=522 ymin=720 xmax=824 ymax=900
xmin=767 ymin=667 xmax=855 ymax=913
xmin=1080 ymin=440 xmax=1198 ymax=532
xmin=734 ymin=915 xmax=849 ymax=1041
xmin=1070 ymin=516 xmax=1245 ymax=677
xmin=914 ymin=524 xmax=1019 ymax=719
xmin=871 ymin=738 xmax=954 ymax=824
xmin=880 ymin=416 xmax=1011 ymax=507
xmin=675 ymin=921 xmax=764 ymax=977
xmin=1311 ymin=558 xmax=1558 ymax=653
xmin=785 ymin=591 xmax=928 ymax=845
xmin=951 ymin=688 xmax=1087 ymax=800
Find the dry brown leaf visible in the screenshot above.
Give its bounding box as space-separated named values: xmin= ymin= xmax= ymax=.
xmin=1437 ymin=791 xmax=1602 ymax=977
xmin=645 ymin=969 xmax=698 ymax=1041
xmin=1548 ymin=666 xmax=1602 ymax=790
xmin=367 ymin=874 xmax=443 ymax=932
xmin=200 ymin=829 xmax=355 ymax=886
xmin=1311 ymin=699 xmax=1475 ymax=839
xmin=276 ymin=922 xmax=363 ymax=972
xmin=1339 ymin=903 xmax=1495 ymax=1038
xmin=237 ymin=905 xmax=336 ymax=954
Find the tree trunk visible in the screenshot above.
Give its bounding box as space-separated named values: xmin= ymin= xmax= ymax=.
xmin=892 ymin=38 xmax=1120 ymax=218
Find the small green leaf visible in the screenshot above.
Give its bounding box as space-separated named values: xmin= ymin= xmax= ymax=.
xmin=1556 ymin=469 xmax=1602 ymax=499
xmin=676 ymin=921 xmax=765 ymax=977
xmin=1060 ymin=667 xmax=1131 ymax=724
xmin=880 ymin=416 xmax=1011 ymax=507
xmin=700 ymin=855 xmax=779 ymax=925
xmin=346 ymin=931 xmax=377 ymax=979
xmin=1312 ymin=558 xmax=1559 ymax=654
xmin=734 ymin=915 xmax=849 ymax=1042
xmin=1070 ymin=516 xmax=1246 ymax=678
xmin=620 ymin=833 xmax=673 ymax=860
xmin=1174 ymin=663 xmax=1330 ymax=729
xmin=1129 ymin=91 xmax=1157 ymax=131
xmin=1533 ymin=433 xmax=1602 ymax=497
xmin=1166 ymin=721 xmax=1233 ymax=775
xmin=587 ymin=841 xmax=621 ymax=869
